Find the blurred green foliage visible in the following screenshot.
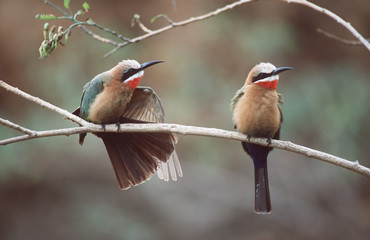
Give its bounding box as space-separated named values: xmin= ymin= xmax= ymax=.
xmin=238 ymin=19 xmax=299 ymax=59
xmin=283 ymin=63 xmax=370 ymax=161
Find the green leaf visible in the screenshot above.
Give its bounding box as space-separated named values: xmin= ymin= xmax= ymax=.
xmin=151 ymin=14 xmax=165 ymax=23
xmin=35 ymin=14 xmax=57 ymax=20
xmin=82 ymin=2 xmax=90 ymax=11
xmin=64 ymin=0 xmax=71 ymax=9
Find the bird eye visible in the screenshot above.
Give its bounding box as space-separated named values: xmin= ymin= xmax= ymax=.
xmin=252 ymin=72 xmax=270 ymax=82
xmin=121 ymin=68 xmax=137 ymax=81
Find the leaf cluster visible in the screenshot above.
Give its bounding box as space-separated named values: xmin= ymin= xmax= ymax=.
xmin=35 ymin=0 xmax=90 ymax=58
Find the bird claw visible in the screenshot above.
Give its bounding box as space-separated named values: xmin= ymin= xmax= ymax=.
xmin=100 ymin=124 xmax=106 ymax=131
xmin=247 ymin=135 xmax=251 ymax=141
xmin=266 ymin=137 xmax=272 ymax=145
xmin=115 ymin=122 xmax=121 ymax=132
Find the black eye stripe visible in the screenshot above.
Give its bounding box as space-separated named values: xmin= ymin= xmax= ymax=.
xmin=121 ymin=68 xmax=139 ymax=82
xmin=252 ymin=72 xmax=271 ymax=82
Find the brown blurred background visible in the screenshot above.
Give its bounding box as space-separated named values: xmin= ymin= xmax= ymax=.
xmin=1 ymin=0 xmax=370 ymax=239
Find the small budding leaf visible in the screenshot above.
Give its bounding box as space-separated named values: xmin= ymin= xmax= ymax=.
xmin=64 ymin=0 xmax=71 ymax=9
xmin=35 ymin=14 xmax=57 ymax=20
xmin=43 ymin=22 xmax=49 ymax=31
xmin=151 ymin=14 xmax=165 ymax=23
xmin=82 ymin=2 xmax=90 ymax=12
xmin=131 ymin=14 xmax=140 ymax=27
xmin=65 ymin=30 xmax=72 ymax=43
xmin=43 ymin=23 xmax=49 ymax=40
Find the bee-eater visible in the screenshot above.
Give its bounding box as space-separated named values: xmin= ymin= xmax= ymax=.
xmin=72 ymin=59 xmax=182 ymax=190
xmin=231 ymin=62 xmax=292 ymax=214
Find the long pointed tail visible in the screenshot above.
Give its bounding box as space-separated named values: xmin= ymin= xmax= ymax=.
xmin=242 ymin=142 xmax=272 ymax=214
xmin=254 ymin=162 xmax=271 ymax=214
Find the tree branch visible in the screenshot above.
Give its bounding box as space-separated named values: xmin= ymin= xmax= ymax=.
xmin=283 ymin=0 xmax=370 ymax=51
xmin=0 ymin=80 xmax=89 ymax=126
xmin=1 ymin=80 xmax=369 ymax=178
xmin=37 ymin=0 xmax=370 ymax=57
xmin=101 ymin=0 xmax=370 ymax=56
xmin=0 ymin=118 xmax=35 ymax=136
xmin=317 ymin=28 xmax=370 ymax=46
xmin=104 ymin=0 xmax=254 ymax=57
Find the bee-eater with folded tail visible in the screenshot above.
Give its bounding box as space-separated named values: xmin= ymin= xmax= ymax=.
xmin=231 ymin=62 xmax=292 ymax=214
xmin=72 ymin=59 xmax=182 ymax=190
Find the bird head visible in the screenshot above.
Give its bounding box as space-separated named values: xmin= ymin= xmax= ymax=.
xmin=111 ymin=59 xmax=164 ymax=89
xmin=247 ymin=62 xmax=293 ymax=90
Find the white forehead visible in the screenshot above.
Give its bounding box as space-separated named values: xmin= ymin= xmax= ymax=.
xmin=118 ymin=59 xmax=141 ymax=69
xmin=254 ymin=62 xmax=276 ymax=74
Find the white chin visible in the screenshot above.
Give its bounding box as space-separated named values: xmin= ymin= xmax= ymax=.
xmin=255 ymin=75 xmax=279 ymax=83
xmin=125 ymin=70 xmax=144 ymax=83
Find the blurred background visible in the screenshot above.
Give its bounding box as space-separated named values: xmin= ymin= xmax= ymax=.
xmin=1 ymin=0 xmax=370 ymax=239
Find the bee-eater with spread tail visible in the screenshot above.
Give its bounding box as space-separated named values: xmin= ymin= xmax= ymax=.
xmin=72 ymin=59 xmax=182 ymax=190
xmin=231 ymin=62 xmax=292 ymax=214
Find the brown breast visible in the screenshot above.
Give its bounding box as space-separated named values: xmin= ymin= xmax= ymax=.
xmin=233 ymin=84 xmax=280 ymax=138
xmin=88 ymin=80 xmax=133 ymax=124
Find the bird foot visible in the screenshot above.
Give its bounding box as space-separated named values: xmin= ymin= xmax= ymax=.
xmin=115 ymin=122 xmax=121 ymax=132
xmin=266 ymin=137 xmax=272 ymax=145
xmin=247 ymin=135 xmax=251 ymax=141
xmin=100 ymin=124 xmax=106 ymax=131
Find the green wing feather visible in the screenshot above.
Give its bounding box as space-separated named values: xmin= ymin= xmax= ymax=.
xmin=230 ymin=86 xmax=245 ymax=112
xmin=80 ymin=77 xmax=103 ymax=120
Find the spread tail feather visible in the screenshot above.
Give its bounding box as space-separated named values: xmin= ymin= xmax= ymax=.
xmin=157 ymin=150 xmax=183 ymax=181
xmin=72 ymin=107 xmax=182 ymax=189
xmin=97 ymin=131 xmax=177 ymax=190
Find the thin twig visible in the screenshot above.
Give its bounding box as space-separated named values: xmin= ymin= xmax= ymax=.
xmin=42 ymin=0 xmax=69 ymax=16
xmin=162 ymin=15 xmax=175 ymax=26
xmin=1 ymin=80 xmax=370 ymax=178
xmin=92 ymin=22 xmax=132 ymax=42
xmin=104 ymin=0 xmax=255 ymax=57
xmin=0 ymin=118 xmax=36 ymax=135
xmin=105 ymin=0 xmax=370 ymax=56
xmin=78 ymin=25 xmax=120 ymax=46
xmin=133 ymin=17 xmax=153 ymax=34
xmin=283 ymin=0 xmax=370 ymax=51
xmin=317 ymin=28 xmax=370 ymax=46
xmin=40 ymin=0 xmax=370 ymax=56
xmin=0 ymin=80 xmax=88 ymax=126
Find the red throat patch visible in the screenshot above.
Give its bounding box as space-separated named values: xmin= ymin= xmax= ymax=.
xmin=256 ymin=79 xmax=278 ymax=89
xmin=125 ymin=76 xmax=142 ymax=89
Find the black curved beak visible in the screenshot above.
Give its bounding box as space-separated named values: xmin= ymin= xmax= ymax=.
xmin=122 ymin=60 xmax=164 ymax=82
xmin=272 ymin=67 xmax=293 ymax=75
xmin=140 ymin=60 xmax=164 ymax=70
